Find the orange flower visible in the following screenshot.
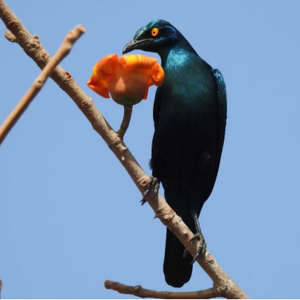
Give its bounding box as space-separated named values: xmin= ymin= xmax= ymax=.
xmin=87 ymin=54 xmax=164 ymax=106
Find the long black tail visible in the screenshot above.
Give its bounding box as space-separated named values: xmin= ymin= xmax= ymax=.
xmin=163 ymin=228 xmax=193 ymax=287
xmin=163 ymin=187 xmax=196 ymax=288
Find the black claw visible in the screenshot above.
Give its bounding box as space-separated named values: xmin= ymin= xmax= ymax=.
xmin=187 ymin=209 xmax=207 ymax=264
xmin=182 ymin=233 xmax=206 ymax=263
xmin=189 ymin=233 xmax=206 ymax=264
xmin=141 ymin=176 xmax=160 ymax=205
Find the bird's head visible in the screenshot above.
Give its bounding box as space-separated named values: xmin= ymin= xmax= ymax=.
xmin=123 ymin=19 xmax=184 ymax=56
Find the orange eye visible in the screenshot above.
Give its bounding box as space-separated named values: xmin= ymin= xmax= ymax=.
xmin=151 ymin=27 xmax=159 ymax=37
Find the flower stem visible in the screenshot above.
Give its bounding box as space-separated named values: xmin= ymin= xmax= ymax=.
xmin=117 ymin=105 xmax=133 ymax=139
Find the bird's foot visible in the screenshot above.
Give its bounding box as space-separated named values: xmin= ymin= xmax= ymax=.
xmin=140 ymin=176 xmax=160 ymax=205
xmin=183 ymin=233 xmax=207 ymax=263
xmin=190 ymin=233 xmax=206 ymax=264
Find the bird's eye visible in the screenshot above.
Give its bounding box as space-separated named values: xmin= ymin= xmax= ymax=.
xmin=151 ymin=27 xmax=159 ymax=37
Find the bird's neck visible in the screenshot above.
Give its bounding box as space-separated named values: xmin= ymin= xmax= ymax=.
xmin=160 ymin=46 xmax=196 ymax=70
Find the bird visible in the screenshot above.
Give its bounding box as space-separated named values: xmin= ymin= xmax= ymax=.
xmin=123 ymin=19 xmax=227 ymax=288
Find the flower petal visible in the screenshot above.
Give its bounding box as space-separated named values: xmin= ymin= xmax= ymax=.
xmin=120 ymin=55 xmax=158 ymax=71
xmin=150 ymin=64 xmax=164 ymax=86
xmin=87 ymin=54 xmax=123 ymax=98
xmin=143 ymin=64 xmax=164 ymax=99
xmin=87 ymin=76 xmax=109 ymax=98
xmin=142 ymin=86 xmax=150 ymax=100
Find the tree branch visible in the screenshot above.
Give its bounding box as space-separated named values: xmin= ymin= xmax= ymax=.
xmin=0 ymin=1 xmax=248 ymax=298
xmin=0 ymin=24 xmax=85 ymax=145
xmin=105 ymin=280 xmax=221 ymax=299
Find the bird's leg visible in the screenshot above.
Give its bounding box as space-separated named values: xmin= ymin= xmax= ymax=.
xmin=190 ymin=210 xmax=206 ymax=263
xmin=183 ymin=209 xmax=206 ymax=263
xmin=140 ymin=176 xmax=160 ymax=205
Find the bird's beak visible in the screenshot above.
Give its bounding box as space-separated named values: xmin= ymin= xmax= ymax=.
xmin=122 ymin=38 xmax=153 ymax=54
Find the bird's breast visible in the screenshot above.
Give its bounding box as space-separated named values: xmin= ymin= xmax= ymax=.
xmin=154 ymin=52 xmax=219 ymax=151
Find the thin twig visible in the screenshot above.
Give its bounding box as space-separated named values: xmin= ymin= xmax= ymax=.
xmin=0 ymin=1 xmax=248 ymax=298
xmin=105 ymin=280 xmax=221 ymax=299
xmin=0 ymin=24 xmax=85 ymax=145
xmin=117 ymin=105 xmax=133 ymax=139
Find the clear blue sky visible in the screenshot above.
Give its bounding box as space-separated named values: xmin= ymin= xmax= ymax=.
xmin=1 ymin=0 xmax=300 ymax=298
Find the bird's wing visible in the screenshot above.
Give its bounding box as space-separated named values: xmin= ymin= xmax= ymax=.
xmin=150 ymin=87 xmax=161 ymax=172
xmin=153 ymin=87 xmax=162 ymax=127
xmin=203 ymin=69 xmax=227 ymax=201
xmin=213 ymin=69 xmax=227 ymax=138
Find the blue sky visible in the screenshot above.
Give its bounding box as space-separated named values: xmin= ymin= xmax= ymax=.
xmin=1 ymin=0 xmax=300 ymax=298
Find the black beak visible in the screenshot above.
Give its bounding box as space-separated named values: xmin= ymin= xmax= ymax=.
xmin=122 ymin=38 xmax=153 ymax=54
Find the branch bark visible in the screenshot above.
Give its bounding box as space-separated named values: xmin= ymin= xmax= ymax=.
xmin=0 ymin=1 xmax=248 ymax=298
xmin=105 ymin=280 xmax=221 ymax=299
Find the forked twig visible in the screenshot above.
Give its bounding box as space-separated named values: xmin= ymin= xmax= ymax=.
xmin=0 ymin=24 xmax=85 ymax=145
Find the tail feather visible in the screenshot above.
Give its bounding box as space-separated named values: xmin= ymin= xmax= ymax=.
xmin=163 ymin=229 xmax=193 ymax=287
xmin=163 ymin=187 xmax=196 ymax=287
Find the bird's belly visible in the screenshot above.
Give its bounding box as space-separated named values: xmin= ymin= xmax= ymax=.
xmin=151 ymin=110 xmax=217 ymax=193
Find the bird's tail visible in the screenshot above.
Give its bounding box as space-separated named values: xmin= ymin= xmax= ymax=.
xmin=163 ymin=187 xmax=195 ymax=288
xmin=163 ymin=229 xmax=193 ymax=287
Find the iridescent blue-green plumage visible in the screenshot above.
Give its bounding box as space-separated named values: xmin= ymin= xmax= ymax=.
xmin=123 ymin=19 xmax=227 ymax=288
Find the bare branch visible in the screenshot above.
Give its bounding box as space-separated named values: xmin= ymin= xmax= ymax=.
xmin=0 ymin=0 xmax=248 ymax=298
xmin=0 ymin=24 xmax=85 ymax=145
xmin=105 ymin=280 xmax=221 ymax=299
